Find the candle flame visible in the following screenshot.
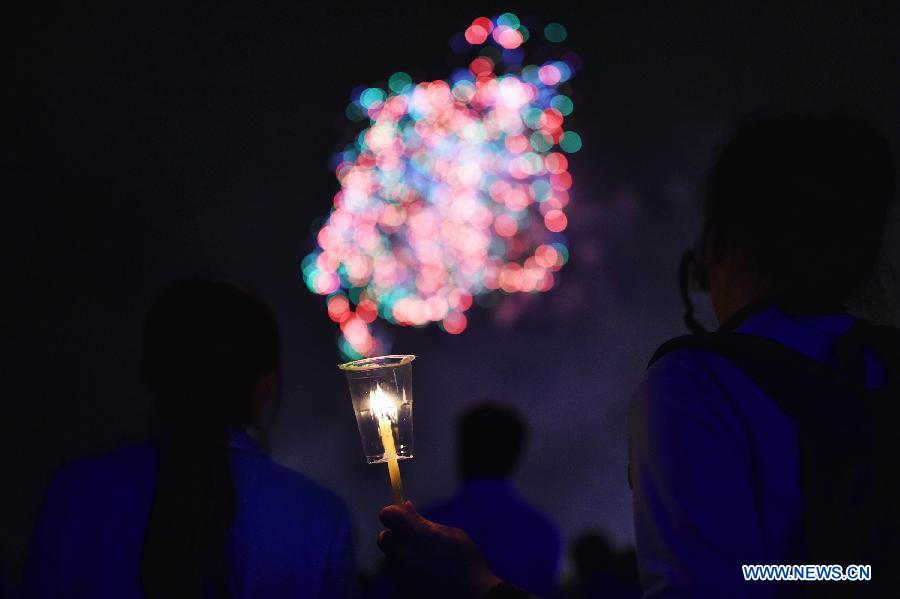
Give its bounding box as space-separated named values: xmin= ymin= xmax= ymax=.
xmin=370 ymin=384 xmax=398 ymax=421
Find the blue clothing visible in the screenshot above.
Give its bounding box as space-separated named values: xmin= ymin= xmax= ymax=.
xmin=23 ymin=433 xmax=354 ymax=598
xmin=424 ymin=478 xmax=562 ymax=598
xmin=629 ymin=307 xmax=886 ymax=598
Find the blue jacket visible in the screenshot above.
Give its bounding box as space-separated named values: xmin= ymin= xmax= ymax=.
xmin=23 ymin=433 xmax=354 ymax=598
xmin=629 ymin=307 xmax=886 ymax=598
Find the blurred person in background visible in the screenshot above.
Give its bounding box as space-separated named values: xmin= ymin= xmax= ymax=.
xmin=23 ymin=279 xmax=354 ymax=598
xmin=423 ymin=405 xmax=561 ymax=597
xmin=565 ymin=532 xmax=640 ymax=599
xmin=375 ymin=113 xmax=899 ymax=598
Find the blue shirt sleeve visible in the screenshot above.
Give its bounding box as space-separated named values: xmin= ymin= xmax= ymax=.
xmin=628 ymin=350 xmax=773 ymax=599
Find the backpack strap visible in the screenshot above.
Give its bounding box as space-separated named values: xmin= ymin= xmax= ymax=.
xmin=647 ymin=331 xmax=868 ymax=419
xmin=647 ymin=324 xmax=900 ymax=595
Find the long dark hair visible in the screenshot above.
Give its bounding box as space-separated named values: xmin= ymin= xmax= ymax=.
xmin=140 ymin=278 xmax=280 ymax=597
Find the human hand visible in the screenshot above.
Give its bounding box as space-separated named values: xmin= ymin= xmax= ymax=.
xmin=377 ymin=501 xmax=503 ymax=598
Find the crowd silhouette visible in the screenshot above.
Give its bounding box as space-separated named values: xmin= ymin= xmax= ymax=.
xmin=11 ymin=112 xmax=900 ymax=598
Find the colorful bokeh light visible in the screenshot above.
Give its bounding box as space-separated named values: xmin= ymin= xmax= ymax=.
xmin=543 ymin=22 xmax=568 ymax=43
xmin=303 ymin=13 xmax=579 ymax=359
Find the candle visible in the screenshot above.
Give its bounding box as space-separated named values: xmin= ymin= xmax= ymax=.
xmin=370 ymin=384 xmax=405 ymax=504
xmin=340 ymin=354 xmax=415 ymax=504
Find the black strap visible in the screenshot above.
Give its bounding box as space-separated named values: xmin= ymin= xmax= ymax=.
xmin=649 ymin=330 xmax=872 ymax=418
xmin=648 ymin=322 xmax=900 ymax=596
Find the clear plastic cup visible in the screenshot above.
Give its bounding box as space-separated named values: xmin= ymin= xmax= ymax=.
xmin=339 ymin=355 xmax=415 ymax=464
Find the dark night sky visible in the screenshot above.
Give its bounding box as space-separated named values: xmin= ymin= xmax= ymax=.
xmin=5 ymin=0 xmax=900 ymax=574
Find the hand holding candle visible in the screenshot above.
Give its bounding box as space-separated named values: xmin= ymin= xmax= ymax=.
xmin=340 ymin=355 xmax=415 ymax=505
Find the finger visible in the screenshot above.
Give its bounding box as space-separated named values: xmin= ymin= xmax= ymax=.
xmin=377 ymin=529 xmax=398 ymax=556
xmin=376 ymin=528 xmax=408 ymax=550
xmin=377 ymin=529 xmax=401 ymax=555
xmin=377 ymin=529 xmax=414 ymax=562
xmin=379 ymin=504 xmax=427 ymax=533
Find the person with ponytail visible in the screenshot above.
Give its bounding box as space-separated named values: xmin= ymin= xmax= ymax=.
xmin=24 ymin=279 xmax=354 ymax=597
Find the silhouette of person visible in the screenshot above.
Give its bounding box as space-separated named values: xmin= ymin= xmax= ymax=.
xmin=423 ymin=405 xmax=562 ymax=598
xmin=374 ymin=113 xmax=898 ymax=598
xmin=566 ymin=532 xmax=640 ymax=599
xmin=629 ymin=113 xmax=898 ymax=596
xmin=23 ymin=278 xmax=354 ymax=598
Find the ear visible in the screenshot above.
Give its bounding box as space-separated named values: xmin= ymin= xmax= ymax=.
xmin=250 ymin=369 xmax=278 ymax=425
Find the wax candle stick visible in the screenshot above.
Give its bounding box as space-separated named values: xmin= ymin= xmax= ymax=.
xmin=378 ymin=415 xmax=405 ymax=504
xmin=371 ymin=385 xmax=405 ymax=504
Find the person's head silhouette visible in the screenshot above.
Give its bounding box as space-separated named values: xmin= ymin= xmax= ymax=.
xmin=701 ymin=113 xmax=896 ymax=322
xmin=142 ymin=277 xmax=280 ymax=435
xmin=572 ymin=531 xmax=614 ymax=581
xmin=457 ymin=404 xmax=526 ymax=480
xmin=140 ymin=278 xmax=280 ymax=596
